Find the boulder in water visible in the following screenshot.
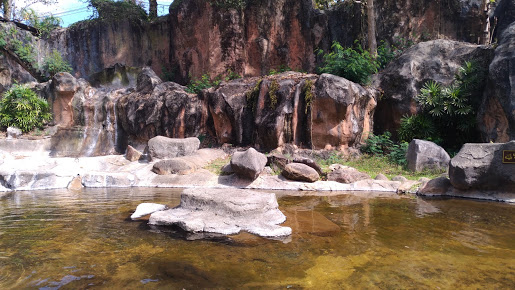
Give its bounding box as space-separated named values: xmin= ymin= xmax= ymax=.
xmin=148 ymin=188 xmax=291 ymax=238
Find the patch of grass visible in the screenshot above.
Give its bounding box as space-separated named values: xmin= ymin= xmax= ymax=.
xmin=341 ymin=155 xmax=446 ymax=180
xmin=204 ymin=156 xmax=231 ymax=175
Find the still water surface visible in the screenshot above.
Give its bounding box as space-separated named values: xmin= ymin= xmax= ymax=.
xmin=0 ymin=188 xmax=513 ymax=289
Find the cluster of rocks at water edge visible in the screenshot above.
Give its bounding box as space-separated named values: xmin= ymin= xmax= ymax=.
xmin=418 ymin=141 xmax=515 ymax=202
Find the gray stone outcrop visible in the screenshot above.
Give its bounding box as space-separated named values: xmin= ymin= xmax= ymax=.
xmin=407 ymin=139 xmax=450 ymax=172
xmin=449 ymin=141 xmax=515 ymax=191
xmin=327 ymin=166 xmax=370 ymax=184
xmin=147 ymin=136 xmax=200 ymax=159
xmin=152 ymin=148 xmax=227 ymax=175
xmin=230 ymin=148 xmax=267 ymax=180
xmin=282 ymin=163 xmax=320 ymax=182
xmin=148 ymin=188 xmax=292 ymax=238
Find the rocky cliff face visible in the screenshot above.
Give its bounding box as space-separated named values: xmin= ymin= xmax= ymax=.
xmin=38 ymin=68 xmax=377 ymax=155
xmin=478 ymin=1 xmax=515 ymax=142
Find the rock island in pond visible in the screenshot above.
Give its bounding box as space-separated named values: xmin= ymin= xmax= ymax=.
xmin=148 ymin=188 xmax=292 ymax=238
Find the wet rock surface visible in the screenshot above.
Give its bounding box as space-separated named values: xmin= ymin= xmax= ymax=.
xmin=148 ymin=188 xmax=292 ymax=238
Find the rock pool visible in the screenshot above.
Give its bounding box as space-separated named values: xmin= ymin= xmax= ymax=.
xmin=0 ymin=188 xmax=513 ymax=288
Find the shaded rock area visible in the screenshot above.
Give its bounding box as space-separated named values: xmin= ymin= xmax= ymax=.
xmin=148 ymin=188 xmax=292 ymax=238
xmin=478 ymin=21 xmax=515 ymax=142
xmin=373 ymin=40 xmax=494 ymax=138
xmin=282 ymin=163 xmax=320 ymax=183
xmin=407 ymin=139 xmax=450 ymax=172
xmin=230 ymin=148 xmax=267 ymax=180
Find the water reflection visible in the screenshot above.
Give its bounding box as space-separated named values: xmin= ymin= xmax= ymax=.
xmin=0 ymin=188 xmax=513 ymax=288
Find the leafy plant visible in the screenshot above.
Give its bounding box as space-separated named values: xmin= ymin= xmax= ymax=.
xmin=87 ymin=0 xmax=147 ymax=22
xmin=376 ymin=37 xmax=414 ymax=69
xmin=43 ymin=50 xmax=72 ymax=77
xmin=268 ymin=80 xmax=279 ymax=109
xmin=361 ymin=132 xmax=407 ymax=167
xmin=21 ymin=8 xmax=62 ymax=38
xmin=246 ymin=79 xmax=262 ymax=113
xmin=0 ymin=85 xmax=52 ymax=132
xmin=398 ymin=114 xmax=440 ymax=144
xmin=317 ymin=41 xmax=378 ymax=85
xmin=401 ymin=61 xmax=486 ymax=151
xmin=11 ymin=39 xmax=35 ymax=64
xmin=186 ymin=70 xmax=242 ymax=94
xmin=303 ymin=79 xmax=314 ymax=113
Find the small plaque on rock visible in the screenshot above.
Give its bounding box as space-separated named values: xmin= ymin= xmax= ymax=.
xmin=502 ymin=150 xmax=515 ymax=164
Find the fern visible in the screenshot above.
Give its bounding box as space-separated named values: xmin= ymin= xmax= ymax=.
xmin=0 ymin=85 xmax=52 ymax=132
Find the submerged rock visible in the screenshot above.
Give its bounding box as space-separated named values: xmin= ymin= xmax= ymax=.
xmin=131 ymin=203 xmax=168 ymax=220
xmin=148 ymin=188 xmax=291 ymax=238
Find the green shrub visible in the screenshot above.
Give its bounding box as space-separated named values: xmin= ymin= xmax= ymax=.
xmin=361 ymin=132 xmax=407 ymax=167
xmin=317 ymin=41 xmax=378 ymax=85
xmin=11 ymin=39 xmax=36 ymax=64
xmin=398 ymin=114 xmax=440 ymax=144
xmin=21 ymin=8 xmax=62 ymax=38
xmin=268 ymin=80 xmax=279 ymax=109
xmin=376 ymin=37 xmax=414 ymax=69
xmin=43 ymin=50 xmax=72 ymax=77
xmin=0 ymin=85 xmax=52 ymax=132
xmin=186 ymin=70 xmax=241 ymax=94
xmin=88 ymin=0 xmax=147 ymax=22
xmin=400 ymin=61 xmax=486 ymax=151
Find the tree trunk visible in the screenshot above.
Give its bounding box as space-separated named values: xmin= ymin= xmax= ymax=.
xmin=2 ymin=0 xmax=12 ymax=20
xmin=479 ymin=0 xmax=491 ymax=45
xmin=366 ymin=0 xmax=377 ymax=57
xmin=149 ymin=0 xmax=157 ymax=19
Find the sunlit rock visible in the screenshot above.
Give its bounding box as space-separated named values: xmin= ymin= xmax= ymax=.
xmin=147 ymin=136 xmax=200 ymax=159
xmin=282 ymin=163 xmax=319 ymax=183
xmin=148 ymin=188 xmax=292 ymax=238
xmin=131 ymin=203 xmax=168 ymax=220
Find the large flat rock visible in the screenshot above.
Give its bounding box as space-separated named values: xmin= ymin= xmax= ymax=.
xmin=148 ymin=188 xmax=292 ymax=238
